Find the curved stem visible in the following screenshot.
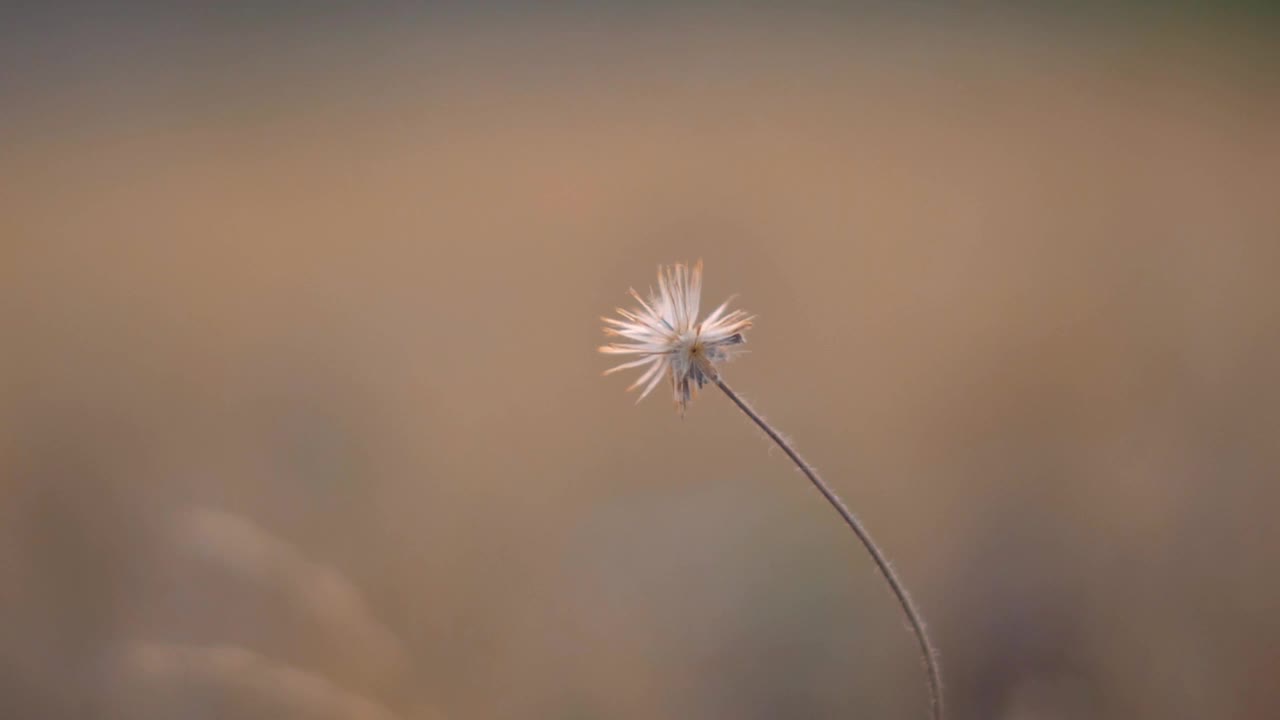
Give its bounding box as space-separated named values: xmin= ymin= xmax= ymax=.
xmin=708 ymin=371 xmax=943 ymax=720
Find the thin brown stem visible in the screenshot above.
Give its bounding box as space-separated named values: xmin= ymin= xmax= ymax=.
xmin=707 ymin=369 xmax=943 ymax=720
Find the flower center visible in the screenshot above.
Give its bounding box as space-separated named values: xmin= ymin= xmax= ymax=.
xmin=675 ymin=330 xmax=702 ymax=356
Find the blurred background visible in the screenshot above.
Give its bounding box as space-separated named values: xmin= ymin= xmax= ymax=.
xmin=3 ymin=3 xmax=1279 ymax=719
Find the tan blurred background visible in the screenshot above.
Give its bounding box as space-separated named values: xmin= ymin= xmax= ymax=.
xmin=3 ymin=5 xmax=1279 ymax=719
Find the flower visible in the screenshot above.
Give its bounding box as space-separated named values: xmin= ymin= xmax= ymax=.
xmin=600 ymin=261 xmax=753 ymax=413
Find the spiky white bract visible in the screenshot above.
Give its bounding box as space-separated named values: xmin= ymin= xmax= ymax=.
xmin=600 ymin=261 xmax=753 ymax=414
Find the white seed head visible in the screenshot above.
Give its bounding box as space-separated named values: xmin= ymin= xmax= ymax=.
xmin=600 ymin=261 xmax=753 ymax=414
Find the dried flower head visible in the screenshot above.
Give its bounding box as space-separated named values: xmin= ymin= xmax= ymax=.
xmin=600 ymin=261 xmax=753 ymax=413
